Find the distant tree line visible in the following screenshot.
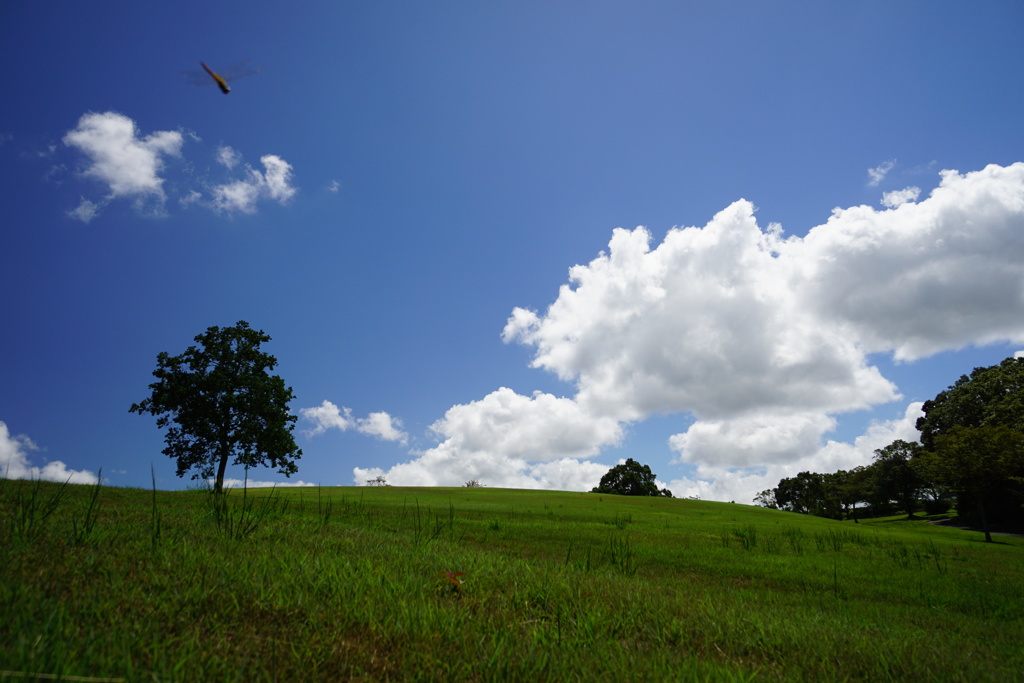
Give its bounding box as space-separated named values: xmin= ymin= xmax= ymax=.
xmin=755 ymin=357 xmax=1024 ymax=542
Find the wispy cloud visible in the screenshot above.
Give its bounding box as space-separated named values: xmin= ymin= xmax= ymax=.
xmin=867 ymin=159 xmax=896 ymax=186
xmin=215 ymin=145 xmax=241 ymax=169
xmin=211 ymin=154 xmax=297 ymax=214
xmin=67 ymin=197 xmax=102 ymax=224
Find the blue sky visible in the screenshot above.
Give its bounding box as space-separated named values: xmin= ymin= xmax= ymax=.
xmin=3 ymin=1 xmax=1024 ymax=502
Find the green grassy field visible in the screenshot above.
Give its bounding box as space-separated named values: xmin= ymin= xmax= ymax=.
xmin=2 ymin=478 xmax=1022 ymax=682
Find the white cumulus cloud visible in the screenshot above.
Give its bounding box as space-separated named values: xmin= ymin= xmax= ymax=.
xmin=426 ymin=388 xmax=622 ymax=462
xmin=358 ymin=412 xmax=409 ymax=445
xmin=667 ymin=402 xmax=925 ymax=504
xmin=503 ymin=200 xmax=900 ymax=422
xmin=358 ymin=163 xmax=1024 ymax=499
xmin=792 ymin=164 xmax=1024 ymax=360
xmin=0 ymin=421 xmax=99 ymax=485
xmin=301 ymin=400 xmax=408 ymax=444
xmin=301 ymin=400 xmax=355 ymax=435
xmin=62 ymin=111 xmax=184 ymax=219
xmin=352 ymin=388 xmax=620 ymax=489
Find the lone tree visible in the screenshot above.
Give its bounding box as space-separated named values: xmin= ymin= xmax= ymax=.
xmin=130 ymin=321 xmax=302 ymax=494
xmin=592 ymin=458 xmax=673 ymax=497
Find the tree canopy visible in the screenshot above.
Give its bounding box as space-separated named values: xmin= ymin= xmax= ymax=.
xmin=872 ymin=440 xmax=925 ymax=520
xmin=916 ymin=356 xmax=1024 ymax=449
xmin=766 ymin=471 xmax=840 ymax=518
xmin=592 ymin=458 xmax=673 ymax=497
xmin=914 ymin=356 xmax=1024 ymax=532
xmin=130 ymin=321 xmax=301 ymax=493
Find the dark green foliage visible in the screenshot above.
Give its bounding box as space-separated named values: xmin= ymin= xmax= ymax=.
xmin=915 ymin=356 xmax=1024 ymax=531
xmin=919 ymin=425 xmax=1024 ymax=540
xmin=591 ymin=458 xmax=673 ymax=497
xmin=872 ymin=440 xmax=925 ymax=520
xmin=771 ymin=471 xmax=841 ymax=518
xmin=916 ymin=356 xmax=1024 ymax=449
xmin=830 ymin=466 xmax=873 ymax=522
xmin=761 ymin=357 xmax=1024 ymax=531
xmin=130 ymin=321 xmax=301 ymax=493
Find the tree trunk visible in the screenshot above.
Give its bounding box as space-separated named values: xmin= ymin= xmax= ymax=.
xmin=215 ymin=443 xmax=230 ymax=494
xmin=977 ymin=498 xmax=993 ymax=543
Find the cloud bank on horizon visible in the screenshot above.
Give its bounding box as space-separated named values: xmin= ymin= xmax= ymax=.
xmin=1 ymin=421 xmax=98 ymax=485
xmin=61 ymin=112 xmax=297 ymax=222
xmin=339 ymin=162 xmax=1024 ymax=502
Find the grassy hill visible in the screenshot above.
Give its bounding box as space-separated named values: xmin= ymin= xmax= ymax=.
xmin=2 ymin=479 xmax=1022 ymax=681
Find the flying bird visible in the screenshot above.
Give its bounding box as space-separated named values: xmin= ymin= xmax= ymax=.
xmin=201 ymin=61 xmax=231 ymax=94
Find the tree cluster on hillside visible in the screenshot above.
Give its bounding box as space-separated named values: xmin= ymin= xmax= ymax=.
xmin=592 ymin=458 xmax=673 ymax=497
xmin=755 ymin=357 xmax=1024 ymax=541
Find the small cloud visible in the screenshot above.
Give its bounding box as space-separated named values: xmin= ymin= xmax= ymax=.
xmin=300 ymin=400 xmax=408 ymax=444
xmin=211 ymin=176 xmax=262 ymax=214
xmin=881 ymin=186 xmax=920 ymax=209
xmin=300 ymin=400 xmax=354 ymax=436
xmin=260 ymin=155 xmax=297 ymax=203
xmin=211 ymin=154 xmax=297 ymax=214
xmin=62 ymin=111 xmax=184 ymax=215
xmin=215 ymin=145 xmax=241 ymax=169
xmin=867 ymin=159 xmax=896 ymax=186
xmin=357 ymin=412 xmax=408 ymax=445
xmin=67 ymin=197 xmax=103 ymax=223
xmin=179 ymin=189 xmax=203 ymax=207
xmin=326 ymin=179 xmax=341 ymax=193
xmin=0 ymin=132 xmax=12 ymax=146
